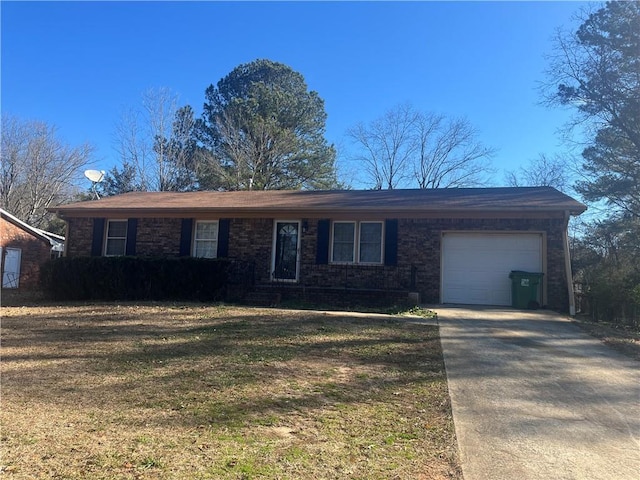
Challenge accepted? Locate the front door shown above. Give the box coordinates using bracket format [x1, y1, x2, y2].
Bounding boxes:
[272, 221, 300, 281]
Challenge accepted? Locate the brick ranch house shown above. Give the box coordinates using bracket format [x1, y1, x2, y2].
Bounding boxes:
[50, 187, 587, 313]
[1, 208, 64, 290]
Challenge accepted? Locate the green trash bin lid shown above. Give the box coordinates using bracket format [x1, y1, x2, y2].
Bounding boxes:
[509, 271, 543, 281]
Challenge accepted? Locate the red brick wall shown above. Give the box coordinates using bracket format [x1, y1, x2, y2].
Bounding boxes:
[65, 217, 94, 257]
[63, 215, 570, 311]
[228, 218, 274, 283]
[0, 216, 52, 290]
[225, 217, 569, 311]
[136, 218, 182, 255]
[394, 217, 567, 310]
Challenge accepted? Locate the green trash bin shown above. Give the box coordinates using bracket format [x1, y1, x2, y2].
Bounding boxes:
[509, 271, 543, 309]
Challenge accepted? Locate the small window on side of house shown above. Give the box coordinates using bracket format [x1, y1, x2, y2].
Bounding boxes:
[104, 220, 128, 256]
[193, 221, 219, 258]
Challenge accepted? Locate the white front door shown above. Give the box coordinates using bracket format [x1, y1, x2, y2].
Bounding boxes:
[441, 233, 543, 306]
[2, 248, 22, 288]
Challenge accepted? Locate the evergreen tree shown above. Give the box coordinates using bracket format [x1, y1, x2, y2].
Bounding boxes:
[547, 1, 640, 216]
[196, 59, 337, 190]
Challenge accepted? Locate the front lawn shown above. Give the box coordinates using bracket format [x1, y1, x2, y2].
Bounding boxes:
[0, 304, 460, 479]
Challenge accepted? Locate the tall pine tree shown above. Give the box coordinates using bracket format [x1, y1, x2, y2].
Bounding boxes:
[195, 59, 338, 191]
[547, 1, 639, 217]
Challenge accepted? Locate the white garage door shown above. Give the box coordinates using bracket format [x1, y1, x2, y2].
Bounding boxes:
[441, 233, 543, 306]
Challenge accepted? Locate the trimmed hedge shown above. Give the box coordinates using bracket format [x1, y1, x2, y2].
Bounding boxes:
[40, 256, 232, 301]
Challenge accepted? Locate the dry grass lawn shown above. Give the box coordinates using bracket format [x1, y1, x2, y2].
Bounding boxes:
[0, 303, 461, 479]
[573, 317, 640, 361]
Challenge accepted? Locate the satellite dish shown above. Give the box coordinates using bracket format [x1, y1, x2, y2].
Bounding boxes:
[84, 169, 105, 199]
[84, 169, 105, 183]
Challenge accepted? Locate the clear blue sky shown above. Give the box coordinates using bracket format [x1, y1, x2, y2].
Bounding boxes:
[2, 1, 587, 188]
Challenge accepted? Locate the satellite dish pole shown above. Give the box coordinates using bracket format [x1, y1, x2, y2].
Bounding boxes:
[84, 170, 105, 199]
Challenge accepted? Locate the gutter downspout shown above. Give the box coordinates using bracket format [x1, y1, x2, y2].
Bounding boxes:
[563, 210, 576, 316]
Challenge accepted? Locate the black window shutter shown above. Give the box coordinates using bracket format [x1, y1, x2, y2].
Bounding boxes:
[179, 219, 193, 256]
[316, 219, 330, 264]
[384, 219, 398, 266]
[91, 218, 105, 256]
[217, 219, 230, 258]
[125, 218, 137, 256]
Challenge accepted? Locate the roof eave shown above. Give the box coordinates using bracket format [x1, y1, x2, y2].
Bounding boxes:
[1, 209, 59, 245]
[52, 205, 585, 219]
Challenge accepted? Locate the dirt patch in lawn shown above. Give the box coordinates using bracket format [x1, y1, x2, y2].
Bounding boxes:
[0, 303, 461, 479]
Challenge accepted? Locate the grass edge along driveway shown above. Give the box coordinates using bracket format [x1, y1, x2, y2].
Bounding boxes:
[0, 303, 461, 480]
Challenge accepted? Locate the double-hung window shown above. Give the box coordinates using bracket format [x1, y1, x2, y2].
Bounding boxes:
[359, 222, 383, 263]
[104, 220, 127, 256]
[332, 222, 355, 263]
[193, 221, 219, 258]
[331, 221, 383, 264]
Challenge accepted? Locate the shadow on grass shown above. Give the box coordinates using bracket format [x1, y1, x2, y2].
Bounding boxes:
[1, 303, 447, 429]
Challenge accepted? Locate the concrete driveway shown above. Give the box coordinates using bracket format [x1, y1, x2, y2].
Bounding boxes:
[435, 306, 639, 480]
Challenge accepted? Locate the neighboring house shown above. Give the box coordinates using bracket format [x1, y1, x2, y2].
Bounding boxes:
[50, 187, 586, 313]
[0, 209, 65, 290]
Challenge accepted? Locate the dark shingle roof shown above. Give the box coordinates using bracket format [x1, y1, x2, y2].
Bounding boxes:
[51, 187, 586, 218]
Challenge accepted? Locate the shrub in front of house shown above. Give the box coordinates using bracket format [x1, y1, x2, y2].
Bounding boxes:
[40, 257, 231, 301]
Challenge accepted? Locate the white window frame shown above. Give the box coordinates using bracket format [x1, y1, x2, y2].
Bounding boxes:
[192, 220, 219, 258]
[330, 220, 384, 265]
[104, 219, 128, 256]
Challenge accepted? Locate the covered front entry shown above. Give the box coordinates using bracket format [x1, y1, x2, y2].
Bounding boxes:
[441, 232, 543, 306]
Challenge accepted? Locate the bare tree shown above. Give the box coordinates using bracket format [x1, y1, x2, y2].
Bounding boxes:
[347, 104, 418, 189]
[414, 113, 495, 188]
[113, 107, 152, 190]
[0, 114, 93, 229]
[110, 88, 199, 193]
[205, 106, 284, 190]
[505, 153, 571, 191]
[348, 104, 494, 189]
